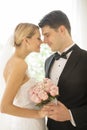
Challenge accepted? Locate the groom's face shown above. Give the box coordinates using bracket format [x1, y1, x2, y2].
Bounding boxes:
[41, 25, 63, 52]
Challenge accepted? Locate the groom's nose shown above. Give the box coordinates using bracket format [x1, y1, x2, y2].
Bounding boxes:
[43, 38, 49, 44]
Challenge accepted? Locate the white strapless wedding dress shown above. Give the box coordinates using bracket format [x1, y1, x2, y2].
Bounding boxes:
[0, 78, 48, 130]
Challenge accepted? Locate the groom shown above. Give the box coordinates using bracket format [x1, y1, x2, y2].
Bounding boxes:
[38, 10, 87, 130]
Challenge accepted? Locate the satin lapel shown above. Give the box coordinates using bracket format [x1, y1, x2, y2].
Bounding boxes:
[45, 55, 55, 78]
[58, 45, 82, 85]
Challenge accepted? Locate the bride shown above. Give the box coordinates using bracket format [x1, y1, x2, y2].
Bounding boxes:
[0, 23, 48, 130]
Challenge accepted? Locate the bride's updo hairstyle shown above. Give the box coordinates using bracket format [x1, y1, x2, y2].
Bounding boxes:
[14, 23, 39, 46]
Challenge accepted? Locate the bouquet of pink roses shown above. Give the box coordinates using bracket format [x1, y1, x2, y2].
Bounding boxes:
[29, 78, 59, 107]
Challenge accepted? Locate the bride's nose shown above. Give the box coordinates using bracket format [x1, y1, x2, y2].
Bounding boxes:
[40, 39, 43, 45]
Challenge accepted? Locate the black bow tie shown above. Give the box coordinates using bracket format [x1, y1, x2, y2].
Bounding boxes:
[54, 52, 67, 60]
[54, 44, 76, 60]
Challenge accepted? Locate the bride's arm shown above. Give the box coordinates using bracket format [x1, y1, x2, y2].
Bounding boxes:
[0, 59, 47, 118]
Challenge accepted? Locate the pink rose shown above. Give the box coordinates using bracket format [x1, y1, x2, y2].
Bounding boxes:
[50, 85, 59, 96]
[30, 93, 41, 103]
[38, 90, 48, 100]
[29, 78, 59, 107]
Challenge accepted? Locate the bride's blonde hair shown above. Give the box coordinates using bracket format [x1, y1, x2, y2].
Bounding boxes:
[14, 23, 39, 46]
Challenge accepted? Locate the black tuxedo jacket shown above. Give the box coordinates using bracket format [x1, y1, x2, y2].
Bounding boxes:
[45, 45, 87, 130]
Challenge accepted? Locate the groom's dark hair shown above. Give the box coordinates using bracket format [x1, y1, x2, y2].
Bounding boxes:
[38, 10, 71, 35]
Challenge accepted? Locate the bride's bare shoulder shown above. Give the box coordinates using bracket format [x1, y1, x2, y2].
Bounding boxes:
[4, 56, 28, 79]
[8, 56, 27, 68]
[14, 57, 27, 67]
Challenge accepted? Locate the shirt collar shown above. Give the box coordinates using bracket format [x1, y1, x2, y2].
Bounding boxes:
[58, 43, 75, 55]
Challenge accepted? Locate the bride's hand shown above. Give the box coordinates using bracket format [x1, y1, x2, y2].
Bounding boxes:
[38, 107, 48, 118]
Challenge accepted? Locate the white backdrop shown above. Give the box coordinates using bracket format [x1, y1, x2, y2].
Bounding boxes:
[0, 0, 82, 47]
[0, 0, 87, 129]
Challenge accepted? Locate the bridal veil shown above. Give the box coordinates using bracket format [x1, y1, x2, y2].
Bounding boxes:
[0, 36, 15, 130]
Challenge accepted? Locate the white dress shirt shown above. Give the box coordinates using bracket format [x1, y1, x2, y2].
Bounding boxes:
[50, 43, 76, 127]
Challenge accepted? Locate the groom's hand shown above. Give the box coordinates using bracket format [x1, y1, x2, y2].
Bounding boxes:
[43, 101, 71, 122]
